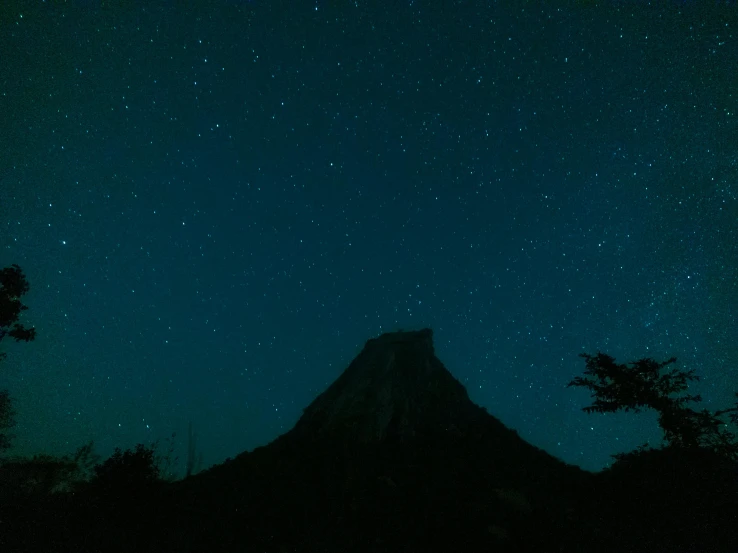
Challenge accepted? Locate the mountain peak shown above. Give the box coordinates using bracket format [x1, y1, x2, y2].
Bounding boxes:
[291, 328, 484, 442]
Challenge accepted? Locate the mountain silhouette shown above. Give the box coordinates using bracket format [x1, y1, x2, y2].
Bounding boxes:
[292, 327, 500, 442]
[159, 328, 592, 552]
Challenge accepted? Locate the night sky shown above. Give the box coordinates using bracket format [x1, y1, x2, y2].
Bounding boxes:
[1, 2, 736, 473]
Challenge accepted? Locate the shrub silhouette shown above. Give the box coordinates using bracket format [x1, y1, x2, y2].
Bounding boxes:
[92, 443, 161, 491]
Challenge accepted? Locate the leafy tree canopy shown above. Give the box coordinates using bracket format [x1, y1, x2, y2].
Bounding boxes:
[0, 264, 36, 346]
[89, 443, 166, 498]
[0, 264, 36, 454]
[569, 352, 738, 462]
[0, 441, 100, 498]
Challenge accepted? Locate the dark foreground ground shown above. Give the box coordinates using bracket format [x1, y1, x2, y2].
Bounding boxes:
[2, 434, 736, 553]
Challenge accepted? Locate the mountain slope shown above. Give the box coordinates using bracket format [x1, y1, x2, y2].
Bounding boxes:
[161, 328, 591, 552]
[291, 327, 487, 442]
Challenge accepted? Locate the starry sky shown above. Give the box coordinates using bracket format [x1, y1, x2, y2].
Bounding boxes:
[1, 1, 736, 473]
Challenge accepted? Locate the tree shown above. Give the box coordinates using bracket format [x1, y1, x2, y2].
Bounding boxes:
[0, 390, 16, 452]
[0, 264, 36, 454]
[92, 443, 162, 491]
[568, 352, 738, 461]
[0, 442, 99, 498]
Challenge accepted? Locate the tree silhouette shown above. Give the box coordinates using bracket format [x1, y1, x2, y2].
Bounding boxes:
[0, 264, 36, 454]
[569, 352, 738, 461]
[92, 443, 162, 492]
[0, 390, 15, 452]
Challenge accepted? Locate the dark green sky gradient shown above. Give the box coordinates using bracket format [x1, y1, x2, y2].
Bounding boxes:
[1, 1, 736, 472]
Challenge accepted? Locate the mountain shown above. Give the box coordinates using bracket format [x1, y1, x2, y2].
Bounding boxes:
[291, 327, 495, 442]
[156, 328, 593, 552]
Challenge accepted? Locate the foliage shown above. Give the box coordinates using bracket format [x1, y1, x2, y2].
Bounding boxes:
[70, 440, 102, 481]
[569, 352, 738, 461]
[0, 441, 100, 497]
[0, 264, 36, 454]
[0, 454, 77, 497]
[0, 264, 36, 346]
[92, 443, 162, 490]
[0, 389, 16, 452]
[154, 432, 181, 482]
